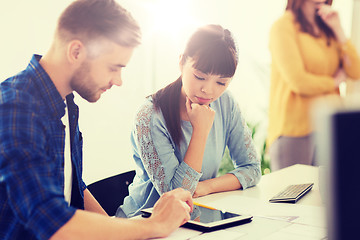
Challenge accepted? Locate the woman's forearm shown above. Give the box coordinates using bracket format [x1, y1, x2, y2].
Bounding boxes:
[183, 129, 209, 173]
[193, 174, 241, 198]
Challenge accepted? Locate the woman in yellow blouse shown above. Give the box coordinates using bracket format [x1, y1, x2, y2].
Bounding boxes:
[267, 0, 360, 171]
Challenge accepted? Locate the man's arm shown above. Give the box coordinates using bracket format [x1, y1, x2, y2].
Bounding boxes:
[83, 188, 108, 216]
[51, 188, 193, 240]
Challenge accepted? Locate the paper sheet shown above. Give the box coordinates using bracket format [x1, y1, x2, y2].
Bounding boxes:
[152, 195, 327, 240]
[152, 227, 202, 240]
[261, 224, 327, 240]
[190, 230, 246, 240]
[206, 195, 326, 227]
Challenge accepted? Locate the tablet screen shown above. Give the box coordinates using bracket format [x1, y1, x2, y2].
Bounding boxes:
[141, 204, 252, 232]
[190, 205, 241, 224]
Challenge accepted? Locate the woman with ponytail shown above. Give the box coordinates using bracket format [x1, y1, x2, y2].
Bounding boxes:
[117, 24, 261, 218]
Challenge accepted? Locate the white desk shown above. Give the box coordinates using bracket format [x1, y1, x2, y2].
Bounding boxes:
[157, 164, 327, 240]
[197, 164, 323, 207]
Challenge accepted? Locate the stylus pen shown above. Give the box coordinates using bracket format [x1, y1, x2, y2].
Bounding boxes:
[193, 201, 217, 210]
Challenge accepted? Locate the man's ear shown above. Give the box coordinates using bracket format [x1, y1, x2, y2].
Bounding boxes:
[67, 40, 86, 65]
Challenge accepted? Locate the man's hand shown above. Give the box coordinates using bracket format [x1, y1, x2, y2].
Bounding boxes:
[149, 188, 193, 238]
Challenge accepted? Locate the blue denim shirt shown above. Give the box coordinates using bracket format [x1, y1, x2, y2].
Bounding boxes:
[0, 55, 86, 240]
[119, 91, 261, 217]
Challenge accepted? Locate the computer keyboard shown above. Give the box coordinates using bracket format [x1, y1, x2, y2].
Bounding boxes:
[269, 183, 314, 203]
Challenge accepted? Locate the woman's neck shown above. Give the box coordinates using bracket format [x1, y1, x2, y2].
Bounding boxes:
[179, 87, 189, 121]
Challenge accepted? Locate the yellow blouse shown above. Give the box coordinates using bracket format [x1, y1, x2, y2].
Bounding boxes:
[267, 11, 360, 147]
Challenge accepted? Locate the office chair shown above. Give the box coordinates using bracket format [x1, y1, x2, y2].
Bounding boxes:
[87, 170, 136, 216]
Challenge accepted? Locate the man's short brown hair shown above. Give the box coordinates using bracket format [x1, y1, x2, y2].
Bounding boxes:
[57, 0, 141, 48]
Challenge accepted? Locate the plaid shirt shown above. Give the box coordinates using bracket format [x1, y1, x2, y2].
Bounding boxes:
[0, 55, 86, 239]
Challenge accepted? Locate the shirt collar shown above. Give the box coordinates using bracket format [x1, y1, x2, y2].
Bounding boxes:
[27, 54, 66, 119]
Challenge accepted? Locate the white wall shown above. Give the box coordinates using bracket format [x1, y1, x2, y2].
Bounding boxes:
[0, 0, 355, 184]
[352, 0, 360, 52]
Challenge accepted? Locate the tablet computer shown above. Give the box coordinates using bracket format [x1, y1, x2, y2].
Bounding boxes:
[141, 204, 252, 232]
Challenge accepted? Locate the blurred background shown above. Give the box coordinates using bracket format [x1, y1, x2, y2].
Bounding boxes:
[0, 0, 357, 184]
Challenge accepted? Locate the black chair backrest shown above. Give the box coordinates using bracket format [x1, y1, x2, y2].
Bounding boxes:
[87, 170, 136, 216]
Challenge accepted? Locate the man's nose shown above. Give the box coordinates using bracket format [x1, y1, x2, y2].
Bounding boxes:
[112, 73, 123, 87]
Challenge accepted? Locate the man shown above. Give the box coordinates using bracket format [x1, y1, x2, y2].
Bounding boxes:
[0, 0, 192, 239]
